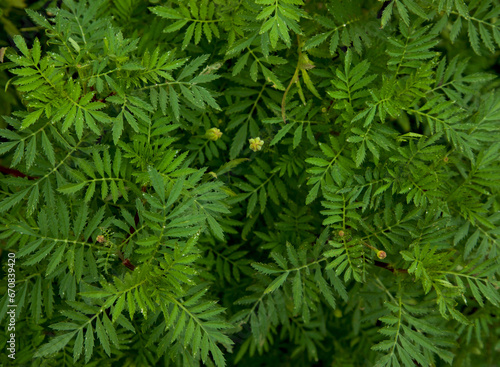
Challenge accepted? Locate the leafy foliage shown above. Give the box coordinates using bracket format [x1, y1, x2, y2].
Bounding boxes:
[1, 0, 499, 366]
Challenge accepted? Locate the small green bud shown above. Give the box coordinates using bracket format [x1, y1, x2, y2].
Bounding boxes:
[206, 127, 223, 141]
[377, 250, 387, 259]
[249, 137, 264, 152]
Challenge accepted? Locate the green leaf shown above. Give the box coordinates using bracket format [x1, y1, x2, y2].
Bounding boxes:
[73, 329, 84, 362]
[206, 213, 224, 240]
[13, 35, 30, 57]
[183, 23, 196, 50]
[396, 0, 410, 26]
[270, 123, 294, 146]
[264, 272, 289, 293]
[303, 31, 333, 51]
[381, 1, 394, 28]
[58, 182, 87, 195]
[259, 187, 267, 214]
[41, 131, 55, 165]
[306, 157, 330, 167]
[95, 317, 110, 356]
[330, 30, 339, 55]
[113, 113, 124, 143]
[232, 53, 250, 76]
[247, 192, 258, 217]
[293, 124, 303, 149]
[34, 331, 77, 358]
[46, 245, 66, 275]
[306, 182, 320, 204]
[230, 122, 248, 160]
[356, 143, 366, 167]
[169, 87, 180, 120]
[292, 271, 302, 311]
[112, 295, 126, 322]
[150, 6, 183, 19]
[85, 322, 94, 363]
[464, 229, 480, 258]
[0, 189, 30, 213]
[21, 109, 43, 129]
[148, 167, 165, 203]
[252, 262, 282, 274]
[102, 313, 119, 347]
[468, 21, 481, 55]
[454, 0, 469, 18]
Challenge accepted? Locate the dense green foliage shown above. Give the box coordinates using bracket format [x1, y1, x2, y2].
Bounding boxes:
[1, 0, 500, 366]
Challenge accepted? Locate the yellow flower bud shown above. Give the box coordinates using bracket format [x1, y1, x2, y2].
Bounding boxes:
[249, 137, 264, 152]
[377, 250, 387, 259]
[206, 128, 223, 141]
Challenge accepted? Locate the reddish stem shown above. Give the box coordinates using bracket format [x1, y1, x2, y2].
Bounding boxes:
[0, 165, 38, 180]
